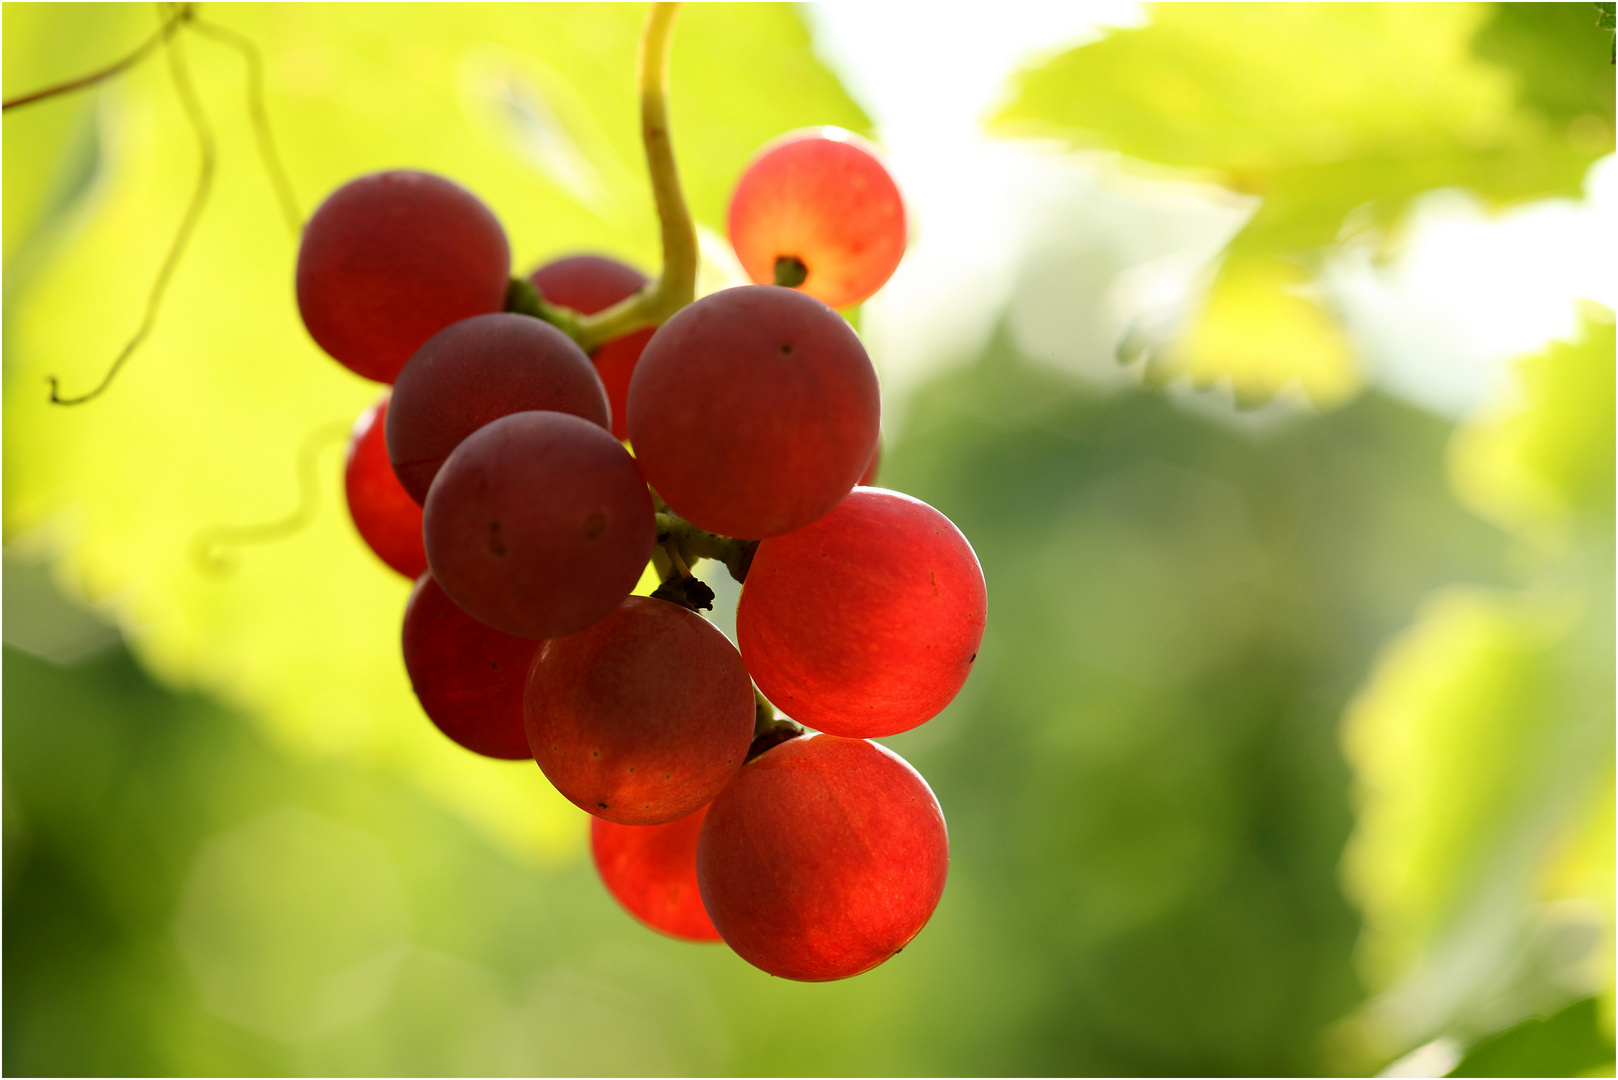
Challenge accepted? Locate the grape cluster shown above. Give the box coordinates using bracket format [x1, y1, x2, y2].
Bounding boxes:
[307, 129, 986, 982]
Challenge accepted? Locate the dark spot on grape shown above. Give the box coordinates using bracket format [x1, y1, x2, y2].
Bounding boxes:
[490, 661, 500, 670]
[774, 255, 808, 287]
[929, 570, 937, 596]
[597, 801, 608, 809]
[779, 343, 793, 356]
[583, 511, 607, 540]
[488, 520, 506, 556]
[591, 749, 600, 759]
[628, 766, 636, 773]
[969, 652, 977, 663]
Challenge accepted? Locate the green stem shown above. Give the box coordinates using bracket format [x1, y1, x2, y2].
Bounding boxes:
[568, 2, 696, 351]
[654, 512, 757, 583]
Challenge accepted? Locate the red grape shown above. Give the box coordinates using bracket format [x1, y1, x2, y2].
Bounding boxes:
[727, 129, 906, 310]
[626, 285, 880, 539]
[591, 805, 721, 942]
[401, 571, 536, 760]
[344, 394, 426, 579]
[530, 255, 654, 443]
[525, 596, 754, 825]
[296, 171, 510, 384]
[738, 488, 986, 738]
[423, 411, 654, 639]
[696, 733, 948, 981]
[386, 313, 609, 504]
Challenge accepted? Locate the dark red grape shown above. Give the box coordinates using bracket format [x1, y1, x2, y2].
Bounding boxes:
[296, 171, 510, 384]
[727, 129, 906, 310]
[344, 394, 426, 579]
[738, 488, 985, 738]
[530, 255, 653, 442]
[696, 733, 948, 981]
[626, 285, 880, 539]
[386, 313, 609, 504]
[525, 596, 754, 825]
[401, 571, 537, 760]
[423, 411, 654, 639]
[591, 805, 721, 942]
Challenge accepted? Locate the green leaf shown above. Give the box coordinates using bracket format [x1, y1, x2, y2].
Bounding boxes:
[2, 3, 870, 855]
[991, 3, 1614, 405]
[1447, 997, 1615, 1076]
[1339, 311, 1616, 1064]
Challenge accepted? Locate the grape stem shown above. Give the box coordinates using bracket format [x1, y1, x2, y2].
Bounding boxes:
[511, 2, 697, 350]
[654, 512, 757, 584]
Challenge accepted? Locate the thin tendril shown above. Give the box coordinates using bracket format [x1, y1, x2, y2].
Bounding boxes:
[189, 421, 348, 575]
[48, 8, 215, 407]
[186, 15, 302, 233]
[1, 3, 192, 111]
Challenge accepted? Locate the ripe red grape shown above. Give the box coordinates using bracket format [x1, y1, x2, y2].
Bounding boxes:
[525, 596, 754, 825]
[626, 285, 880, 539]
[401, 571, 537, 760]
[386, 313, 609, 504]
[423, 411, 654, 639]
[738, 488, 986, 738]
[530, 255, 653, 443]
[344, 394, 426, 579]
[727, 129, 906, 310]
[296, 171, 510, 384]
[696, 733, 948, 981]
[591, 805, 721, 942]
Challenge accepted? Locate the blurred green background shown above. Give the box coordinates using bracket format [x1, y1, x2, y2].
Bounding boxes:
[3, 4, 1613, 1076]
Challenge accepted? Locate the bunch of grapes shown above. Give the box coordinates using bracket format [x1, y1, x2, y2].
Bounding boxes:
[305, 127, 986, 982]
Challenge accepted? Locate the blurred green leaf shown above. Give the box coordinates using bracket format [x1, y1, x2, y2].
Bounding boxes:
[992, 3, 1614, 404]
[1, 3, 868, 856]
[1447, 996, 1614, 1076]
[1340, 310, 1615, 1065]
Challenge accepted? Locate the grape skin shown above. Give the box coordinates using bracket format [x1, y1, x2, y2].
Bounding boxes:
[386, 313, 609, 504]
[525, 596, 754, 826]
[696, 733, 949, 981]
[344, 394, 426, 580]
[530, 255, 654, 443]
[401, 572, 537, 760]
[738, 488, 986, 738]
[727, 129, 906, 310]
[626, 285, 880, 540]
[591, 805, 721, 942]
[422, 411, 654, 639]
[296, 171, 510, 384]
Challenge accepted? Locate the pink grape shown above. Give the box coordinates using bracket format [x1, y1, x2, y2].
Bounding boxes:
[727, 129, 906, 310]
[343, 394, 426, 580]
[738, 488, 986, 738]
[530, 255, 653, 443]
[422, 411, 654, 639]
[591, 805, 721, 942]
[696, 733, 949, 981]
[626, 285, 880, 539]
[386, 313, 609, 504]
[525, 596, 754, 825]
[296, 171, 510, 383]
[401, 572, 536, 760]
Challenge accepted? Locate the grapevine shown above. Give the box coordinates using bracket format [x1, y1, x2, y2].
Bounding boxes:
[297, 2, 984, 981]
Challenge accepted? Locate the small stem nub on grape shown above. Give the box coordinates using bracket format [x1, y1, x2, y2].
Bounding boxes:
[748, 690, 803, 760]
[773, 256, 808, 288]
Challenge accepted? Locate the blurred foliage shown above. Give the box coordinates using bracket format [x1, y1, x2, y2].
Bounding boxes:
[2, 3, 868, 858]
[4, 3, 1613, 1076]
[1448, 997, 1613, 1076]
[992, 3, 1615, 406]
[1341, 311, 1616, 1067]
